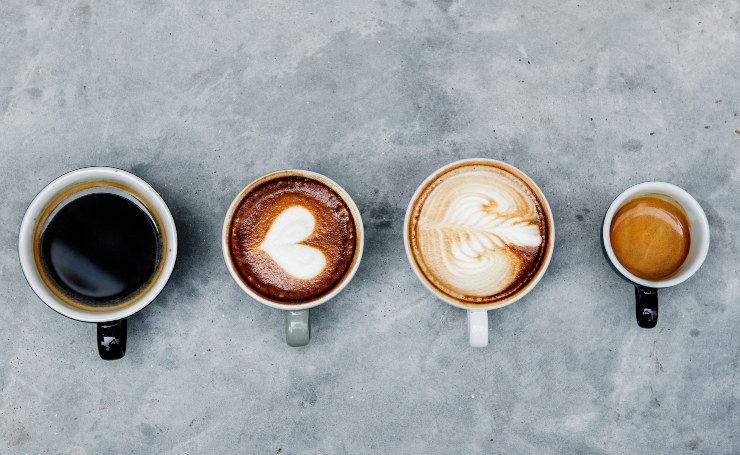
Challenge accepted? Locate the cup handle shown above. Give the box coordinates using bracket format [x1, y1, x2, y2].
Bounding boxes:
[285, 310, 310, 347]
[635, 286, 658, 328]
[97, 319, 127, 360]
[467, 310, 488, 347]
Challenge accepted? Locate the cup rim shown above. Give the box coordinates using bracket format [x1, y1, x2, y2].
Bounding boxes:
[601, 181, 710, 288]
[18, 167, 178, 323]
[403, 158, 555, 311]
[221, 169, 364, 311]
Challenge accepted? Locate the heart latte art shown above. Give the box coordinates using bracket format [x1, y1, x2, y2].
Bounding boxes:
[229, 176, 357, 303]
[259, 206, 327, 280]
[408, 163, 550, 305]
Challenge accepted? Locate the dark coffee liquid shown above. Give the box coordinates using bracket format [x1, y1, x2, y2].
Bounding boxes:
[40, 191, 161, 307]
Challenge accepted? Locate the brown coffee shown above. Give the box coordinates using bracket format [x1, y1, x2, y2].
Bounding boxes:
[610, 194, 690, 280]
[407, 161, 552, 306]
[228, 175, 357, 303]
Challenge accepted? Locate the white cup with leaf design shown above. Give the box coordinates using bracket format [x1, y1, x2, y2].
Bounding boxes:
[222, 169, 364, 347]
[404, 159, 554, 347]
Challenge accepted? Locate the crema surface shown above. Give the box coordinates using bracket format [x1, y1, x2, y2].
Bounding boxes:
[229, 176, 357, 303]
[408, 162, 550, 305]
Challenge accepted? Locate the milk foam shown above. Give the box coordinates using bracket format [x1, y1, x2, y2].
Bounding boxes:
[259, 206, 327, 280]
[415, 168, 543, 298]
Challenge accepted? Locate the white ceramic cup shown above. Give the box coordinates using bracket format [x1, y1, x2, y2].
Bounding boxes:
[404, 158, 555, 347]
[601, 182, 710, 327]
[19, 167, 178, 359]
[222, 169, 364, 347]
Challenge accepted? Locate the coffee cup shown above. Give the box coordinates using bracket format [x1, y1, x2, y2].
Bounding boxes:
[404, 158, 554, 347]
[19, 167, 178, 360]
[222, 170, 364, 347]
[601, 182, 709, 328]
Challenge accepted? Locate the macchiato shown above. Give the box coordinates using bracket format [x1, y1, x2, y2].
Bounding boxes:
[407, 160, 552, 306]
[227, 175, 358, 303]
[609, 194, 690, 280]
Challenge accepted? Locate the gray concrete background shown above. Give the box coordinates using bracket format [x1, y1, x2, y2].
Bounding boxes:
[1, 0, 738, 453]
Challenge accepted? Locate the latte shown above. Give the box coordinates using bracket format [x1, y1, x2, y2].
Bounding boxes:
[228, 175, 358, 303]
[407, 161, 551, 306]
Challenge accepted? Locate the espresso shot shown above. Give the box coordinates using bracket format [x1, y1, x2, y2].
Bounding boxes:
[601, 182, 710, 329]
[609, 194, 690, 280]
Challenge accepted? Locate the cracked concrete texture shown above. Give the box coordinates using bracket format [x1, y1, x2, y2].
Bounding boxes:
[1, 0, 738, 453]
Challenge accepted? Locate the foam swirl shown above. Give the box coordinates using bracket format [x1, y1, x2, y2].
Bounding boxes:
[412, 165, 546, 301]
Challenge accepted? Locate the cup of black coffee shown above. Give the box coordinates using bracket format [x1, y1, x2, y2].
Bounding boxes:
[19, 167, 178, 360]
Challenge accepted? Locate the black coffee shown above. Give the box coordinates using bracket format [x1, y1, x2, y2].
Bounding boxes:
[40, 191, 162, 307]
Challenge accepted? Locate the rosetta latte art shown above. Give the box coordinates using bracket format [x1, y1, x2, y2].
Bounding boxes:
[412, 165, 547, 302]
[434, 192, 542, 277]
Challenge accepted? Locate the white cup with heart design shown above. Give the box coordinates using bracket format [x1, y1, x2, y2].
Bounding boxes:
[222, 169, 364, 347]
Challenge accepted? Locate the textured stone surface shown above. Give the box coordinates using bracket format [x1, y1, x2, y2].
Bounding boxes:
[1, 1, 738, 453]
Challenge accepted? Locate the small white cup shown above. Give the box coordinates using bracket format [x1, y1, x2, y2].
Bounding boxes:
[19, 167, 178, 359]
[602, 182, 710, 327]
[404, 158, 555, 347]
[222, 170, 364, 347]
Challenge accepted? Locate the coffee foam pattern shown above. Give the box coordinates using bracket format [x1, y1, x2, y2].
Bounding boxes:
[230, 177, 356, 303]
[410, 165, 548, 304]
[259, 206, 327, 280]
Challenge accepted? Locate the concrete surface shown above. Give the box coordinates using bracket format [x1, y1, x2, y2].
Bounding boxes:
[1, 1, 738, 453]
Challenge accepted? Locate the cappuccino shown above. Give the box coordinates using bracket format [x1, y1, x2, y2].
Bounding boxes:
[228, 175, 357, 303]
[407, 161, 551, 306]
